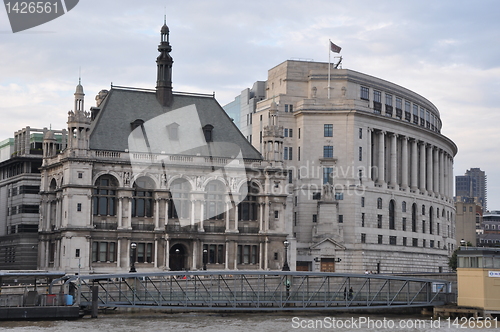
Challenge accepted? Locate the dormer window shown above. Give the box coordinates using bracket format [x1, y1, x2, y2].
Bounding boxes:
[203, 124, 214, 142]
[167, 122, 179, 141]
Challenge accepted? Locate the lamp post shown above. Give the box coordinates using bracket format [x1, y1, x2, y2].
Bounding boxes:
[203, 248, 208, 270]
[282, 240, 290, 271]
[130, 242, 137, 272]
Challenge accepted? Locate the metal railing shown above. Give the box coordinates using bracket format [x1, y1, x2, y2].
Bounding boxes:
[63, 271, 451, 311]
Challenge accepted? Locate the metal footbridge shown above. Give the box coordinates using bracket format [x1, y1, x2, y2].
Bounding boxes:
[59, 271, 451, 311]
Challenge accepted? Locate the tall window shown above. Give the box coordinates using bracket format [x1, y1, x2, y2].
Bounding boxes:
[238, 182, 258, 221]
[323, 146, 333, 158]
[92, 241, 116, 262]
[132, 177, 154, 218]
[170, 178, 191, 219]
[323, 167, 333, 185]
[92, 175, 118, 216]
[205, 180, 226, 220]
[412, 203, 417, 232]
[389, 200, 395, 230]
[131, 242, 153, 263]
[377, 197, 383, 209]
[237, 245, 259, 264]
[324, 124, 333, 137]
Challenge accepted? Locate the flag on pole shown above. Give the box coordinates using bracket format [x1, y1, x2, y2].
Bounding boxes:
[330, 41, 341, 53]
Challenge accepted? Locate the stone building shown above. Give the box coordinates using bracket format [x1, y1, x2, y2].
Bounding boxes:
[0, 127, 65, 270]
[244, 60, 458, 273]
[37, 24, 289, 274]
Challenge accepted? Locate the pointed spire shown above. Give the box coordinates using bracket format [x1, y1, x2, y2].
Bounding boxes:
[156, 20, 173, 107]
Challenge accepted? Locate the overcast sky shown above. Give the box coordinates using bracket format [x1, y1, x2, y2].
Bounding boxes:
[1, 0, 499, 209]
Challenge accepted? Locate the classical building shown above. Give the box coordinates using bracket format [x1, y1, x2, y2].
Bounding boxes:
[37, 24, 289, 274]
[240, 60, 458, 273]
[478, 211, 500, 247]
[0, 127, 65, 270]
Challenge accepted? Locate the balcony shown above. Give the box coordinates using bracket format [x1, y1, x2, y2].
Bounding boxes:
[93, 222, 118, 230]
[131, 223, 155, 231]
[165, 224, 198, 233]
[238, 227, 260, 234]
[204, 226, 226, 233]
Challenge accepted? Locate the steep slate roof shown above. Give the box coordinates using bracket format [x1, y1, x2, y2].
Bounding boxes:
[89, 87, 262, 160]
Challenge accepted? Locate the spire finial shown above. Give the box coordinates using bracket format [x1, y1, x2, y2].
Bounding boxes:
[78, 67, 81, 85]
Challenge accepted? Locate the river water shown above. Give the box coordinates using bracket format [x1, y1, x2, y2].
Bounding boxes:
[0, 312, 493, 331]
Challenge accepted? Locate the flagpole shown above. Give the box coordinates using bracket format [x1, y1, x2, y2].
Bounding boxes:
[328, 40, 331, 99]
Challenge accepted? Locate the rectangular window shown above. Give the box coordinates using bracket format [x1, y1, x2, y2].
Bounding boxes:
[323, 146, 333, 158]
[377, 215, 382, 228]
[361, 233, 366, 243]
[312, 192, 321, 200]
[313, 214, 317, 223]
[422, 220, 426, 233]
[288, 147, 292, 160]
[361, 86, 369, 100]
[389, 236, 397, 245]
[298, 128, 301, 139]
[373, 91, 382, 113]
[298, 146, 300, 161]
[412, 238, 418, 247]
[402, 217, 406, 231]
[403, 237, 407, 246]
[284, 147, 288, 160]
[359, 128, 363, 139]
[423, 239, 426, 248]
[323, 167, 333, 185]
[289, 129, 293, 137]
[338, 215, 343, 223]
[78, 172, 83, 179]
[274, 211, 279, 219]
[385, 94, 393, 106]
[413, 104, 419, 124]
[378, 235, 383, 244]
[361, 213, 365, 227]
[404, 101, 411, 121]
[284, 128, 289, 137]
[335, 192, 344, 200]
[288, 170, 293, 183]
[359, 147, 362, 161]
[361, 197, 365, 207]
[324, 124, 333, 137]
[77, 203, 82, 212]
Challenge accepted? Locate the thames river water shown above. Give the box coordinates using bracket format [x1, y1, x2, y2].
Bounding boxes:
[0, 312, 491, 331]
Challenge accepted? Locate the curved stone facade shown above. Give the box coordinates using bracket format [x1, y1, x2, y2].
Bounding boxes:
[251, 60, 458, 273]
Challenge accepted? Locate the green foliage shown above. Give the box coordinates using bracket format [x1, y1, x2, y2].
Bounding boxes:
[448, 249, 458, 271]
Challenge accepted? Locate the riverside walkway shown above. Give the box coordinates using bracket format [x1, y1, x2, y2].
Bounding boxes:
[60, 271, 451, 311]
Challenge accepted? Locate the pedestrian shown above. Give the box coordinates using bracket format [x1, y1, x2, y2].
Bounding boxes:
[348, 287, 353, 300]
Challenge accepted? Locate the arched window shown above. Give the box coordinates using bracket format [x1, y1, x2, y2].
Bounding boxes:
[422, 204, 426, 215]
[49, 178, 57, 192]
[93, 175, 118, 216]
[238, 182, 259, 221]
[389, 200, 395, 230]
[412, 203, 417, 232]
[170, 178, 191, 219]
[402, 201, 406, 213]
[377, 198, 383, 209]
[132, 177, 155, 218]
[205, 180, 226, 220]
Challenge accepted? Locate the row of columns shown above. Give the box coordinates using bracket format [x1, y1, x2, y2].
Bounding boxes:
[368, 129, 454, 198]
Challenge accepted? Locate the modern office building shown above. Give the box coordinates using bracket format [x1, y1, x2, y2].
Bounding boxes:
[0, 127, 65, 270]
[37, 24, 289, 274]
[240, 60, 458, 273]
[456, 168, 487, 211]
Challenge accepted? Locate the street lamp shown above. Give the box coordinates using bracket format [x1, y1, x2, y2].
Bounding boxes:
[460, 239, 468, 250]
[203, 248, 208, 270]
[282, 240, 290, 271]
[130, 242, 137, 272]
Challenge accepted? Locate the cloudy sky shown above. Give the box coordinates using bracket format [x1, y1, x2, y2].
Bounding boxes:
[1, 0, 499, 209]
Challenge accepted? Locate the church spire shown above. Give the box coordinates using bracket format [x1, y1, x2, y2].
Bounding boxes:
[156, 20, 174, 107]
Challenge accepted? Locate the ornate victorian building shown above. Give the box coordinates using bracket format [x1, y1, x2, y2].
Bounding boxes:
[37, 24, 289, 274]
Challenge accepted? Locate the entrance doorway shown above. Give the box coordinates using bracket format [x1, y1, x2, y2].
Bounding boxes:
[169, 243, 187, 271]
[320, 258, 335, 272]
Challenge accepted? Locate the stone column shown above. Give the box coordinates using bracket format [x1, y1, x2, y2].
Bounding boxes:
[165, 237, 170, 270]
[401, 136, 408, 189]
[190, 200, 195, 226]
[234, 203, 239, 232]
[390, 133, 397, 187]
[127, 198, 132, 228]
[367, 128, 372, 181]
[427, 144, 433, 194]
[225, 201, 230, 231]
[154, 199, 160, 230]
[117, 197, 123, 228]
[433, 148, 439, 195]
[154, 239, 158, 268]
[449, 156, 454, 199]
[419, 142, 426, 193]
[164, 200, 169, 227]
[259, 202, 264, 232]
[225, 240, 230, 270]
[410, 139, 418, 191]
[439, 150, 445, 197]
[377, 131, 385, 185]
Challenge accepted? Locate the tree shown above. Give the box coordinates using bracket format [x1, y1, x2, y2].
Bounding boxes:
[448, 249, 458, 271]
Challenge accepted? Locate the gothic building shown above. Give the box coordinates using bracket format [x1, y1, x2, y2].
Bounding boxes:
[37, 24, 289, 274]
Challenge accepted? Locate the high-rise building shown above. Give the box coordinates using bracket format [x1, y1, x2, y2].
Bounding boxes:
[455, 168, 487, 211]
[229, 60, 458, 273]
